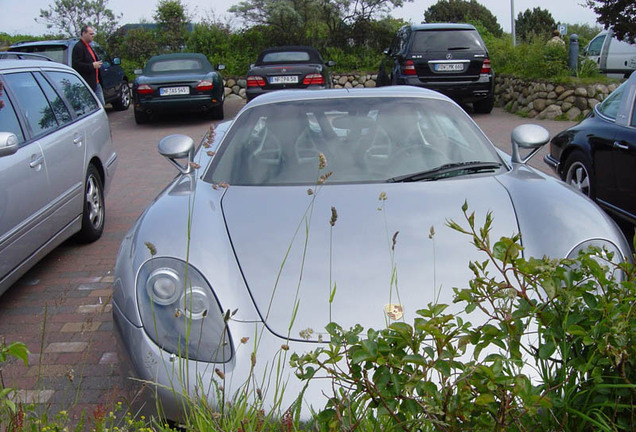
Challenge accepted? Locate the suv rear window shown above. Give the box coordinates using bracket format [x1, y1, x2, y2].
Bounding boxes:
[13, 45, 67, 64]
[411, 30, 485, 52]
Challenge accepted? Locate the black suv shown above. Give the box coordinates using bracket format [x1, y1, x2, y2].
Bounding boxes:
[9, 39, 130, 111]
[378, 23, 495, 113]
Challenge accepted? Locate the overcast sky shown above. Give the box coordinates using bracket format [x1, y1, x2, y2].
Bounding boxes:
[2, 0, 601, 37]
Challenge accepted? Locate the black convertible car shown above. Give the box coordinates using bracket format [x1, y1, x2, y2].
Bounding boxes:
[132, 53, 225, 124]
[545, 72, 636, 236]
[246, 46, 335, 101]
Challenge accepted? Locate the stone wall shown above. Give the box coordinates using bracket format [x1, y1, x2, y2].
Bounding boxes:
[494, 75, 620, 120]
[223, 73, 618, 122]
[223, 73, 379, 100]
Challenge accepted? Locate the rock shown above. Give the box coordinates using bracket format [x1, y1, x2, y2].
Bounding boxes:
[574, 96, 588, 110]
[364, 80, 376, 88]
[574, 87, 588, 97]
[562, 102, 573, 112]
[236, 79, 247, 88]
[224, 87, 232, 96]
[558, 89, 574, 101]
[225, 78, 236, 88]
[232, 85, 240, 94]
[338, 76, 348, 85]
[538, 105, 562, 120]
[567, 107, 581, 121]
[587, 86, 597, 98]
[555, 85, 566, 94]
[226, 93, 243, 101]
[533, 98, 547, 111]
[588, 98, 600, 109]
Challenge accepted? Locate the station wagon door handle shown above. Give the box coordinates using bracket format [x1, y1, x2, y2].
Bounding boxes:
[613, 141, 629, 150]
[73, 134, 83, 147]
[29, 154, 44, 168]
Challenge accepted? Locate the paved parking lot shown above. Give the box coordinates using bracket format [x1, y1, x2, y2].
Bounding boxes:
[0, 98, 575, 421]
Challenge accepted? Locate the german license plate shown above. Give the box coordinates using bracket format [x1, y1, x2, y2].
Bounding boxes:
[435, 63, 464, 72]
[270, 75, 298, 84]
[160, 86, 189, 96]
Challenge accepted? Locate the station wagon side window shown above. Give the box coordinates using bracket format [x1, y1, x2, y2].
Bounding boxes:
[34, 72, 72, 126]
[47, 71, 99, 117]
[2, 72, 58, 138]
[0, 79, 25, 145]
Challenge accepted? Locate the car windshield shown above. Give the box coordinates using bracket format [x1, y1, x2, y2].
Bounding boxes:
[412, 29, 485, 52]
[206, 97, 503, 186]
[261, 51, 312, 63]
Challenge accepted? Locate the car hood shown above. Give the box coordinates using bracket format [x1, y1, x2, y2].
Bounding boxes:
[222, 177, 519, 342]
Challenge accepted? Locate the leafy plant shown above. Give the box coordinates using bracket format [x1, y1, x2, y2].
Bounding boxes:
[291, 203, 635, 431]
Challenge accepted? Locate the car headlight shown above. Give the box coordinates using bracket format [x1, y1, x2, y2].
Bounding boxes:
[137, 257, 232, 363]
[567, 239, 625, 282]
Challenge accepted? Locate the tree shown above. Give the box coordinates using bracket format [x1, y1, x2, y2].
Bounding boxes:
[37, 0, 121, 39]
[515, 7, 556, 43]
[424, 0, 503, 37]
[585, 0, 635, 43]
[229, 0, 410, 48]
[154, 0, 190, 52]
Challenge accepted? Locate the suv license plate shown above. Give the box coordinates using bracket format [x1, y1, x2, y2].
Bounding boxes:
[270, 75, 298, 84]
[435, 63, 464, 72]
[160, 86, 190, 96]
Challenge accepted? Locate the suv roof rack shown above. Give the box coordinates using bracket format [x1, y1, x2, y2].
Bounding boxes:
[0, 52, 54, 61]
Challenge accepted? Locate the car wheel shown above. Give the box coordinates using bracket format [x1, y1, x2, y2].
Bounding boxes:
[563, 152, 595, 198]
[77, 165, 105, 243]
[112, 82, 131, 111]
[134, 109, 149, 124]
[473, 96, 494, 114]
[210, 103, 224, 120]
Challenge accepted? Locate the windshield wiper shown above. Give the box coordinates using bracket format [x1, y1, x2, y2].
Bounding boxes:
[387, 161, 502, 183]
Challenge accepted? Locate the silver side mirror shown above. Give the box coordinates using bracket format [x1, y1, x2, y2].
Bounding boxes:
[510, 124, 550, 164]
[158, 134, 195, 174]
[0, 132, 19, 157]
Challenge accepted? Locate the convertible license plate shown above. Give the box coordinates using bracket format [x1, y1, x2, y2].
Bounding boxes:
[270, 75, 298, 84]
[160, 86, 190, 96]
[435, 63, 464, 72]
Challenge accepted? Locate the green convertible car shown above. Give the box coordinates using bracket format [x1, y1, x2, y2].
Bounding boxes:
[133, 52, 225, 124]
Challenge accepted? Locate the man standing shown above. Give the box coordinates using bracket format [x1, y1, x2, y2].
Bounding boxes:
[72, 25, 105, 106]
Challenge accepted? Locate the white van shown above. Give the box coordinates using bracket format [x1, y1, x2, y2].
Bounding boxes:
[584, 29, 636, 78]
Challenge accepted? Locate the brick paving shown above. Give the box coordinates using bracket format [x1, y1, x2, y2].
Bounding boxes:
[0, 99, 574, 423]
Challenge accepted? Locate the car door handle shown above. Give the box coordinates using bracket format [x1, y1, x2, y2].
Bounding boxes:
[73, 134, 83, 147]
[29, 154, 44, 168]
[613, 141, 629, 150]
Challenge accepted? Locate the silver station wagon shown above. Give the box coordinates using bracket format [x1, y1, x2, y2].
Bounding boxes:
[0, 57, 118, 295]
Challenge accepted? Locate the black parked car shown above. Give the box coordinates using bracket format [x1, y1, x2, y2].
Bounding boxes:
[132, 53, 225, 124]
[378, 23, 495, 114]
[9, 39, 131, 111]
[246, 46, 335, 101]
[545, 71, 636, 233]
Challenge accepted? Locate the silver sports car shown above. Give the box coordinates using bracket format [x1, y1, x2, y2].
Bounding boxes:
[112, 87, 631, 420]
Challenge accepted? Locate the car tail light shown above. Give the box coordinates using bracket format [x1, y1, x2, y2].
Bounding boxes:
[303, 73, 325, 85]
[137, 84, 153, 95]
[480, 59, 491, 74]
[196, 80, 213, 91]
[247, 76, 266, 87]
[402, 60, 417, 76]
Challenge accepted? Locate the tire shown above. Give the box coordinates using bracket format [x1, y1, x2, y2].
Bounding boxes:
[112, 81, 131, 111]
[134, 109, 149, 124]
[77, 165, 105, 243]
[562, 152, 594, 199]
[473, 96, 494, 114]
[210, 103, 224, 120]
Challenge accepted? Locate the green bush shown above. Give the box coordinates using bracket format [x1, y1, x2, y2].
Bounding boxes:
[291, 203, 635, 431]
